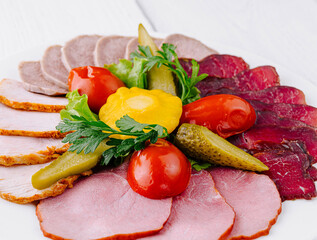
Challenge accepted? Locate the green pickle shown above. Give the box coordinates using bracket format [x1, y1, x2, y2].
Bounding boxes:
[175, 123, 269, 172]
[32, 141, 110, 190]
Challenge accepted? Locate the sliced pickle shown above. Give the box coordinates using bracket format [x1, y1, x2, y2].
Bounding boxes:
[138, 24, 177, 96]
[175, 123, 269, 172]
[32, 141, 110, 190]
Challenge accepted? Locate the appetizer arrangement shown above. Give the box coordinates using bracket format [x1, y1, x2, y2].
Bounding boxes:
[0, 24, 316, 239]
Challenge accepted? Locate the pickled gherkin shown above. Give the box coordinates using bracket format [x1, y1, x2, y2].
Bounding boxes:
[175, 123, 268, 172]
[32, 141, 110, 190]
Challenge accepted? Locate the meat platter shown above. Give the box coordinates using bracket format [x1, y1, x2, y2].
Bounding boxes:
[0, 31, 316, 240]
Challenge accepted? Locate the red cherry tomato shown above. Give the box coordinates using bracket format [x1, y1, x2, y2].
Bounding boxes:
[68, 66, 125, 113]
[127, 139, 191, 199]
[180, 94, 256, 138]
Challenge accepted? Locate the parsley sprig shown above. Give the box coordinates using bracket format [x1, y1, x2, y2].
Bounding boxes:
[130, 43, 208, 104]
[56, 115, 168, 166]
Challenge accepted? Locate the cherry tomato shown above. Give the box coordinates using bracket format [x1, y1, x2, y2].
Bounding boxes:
[127, 139, 191, 199]
[180, 94, 256, 138]
[68, 66, 125, 113]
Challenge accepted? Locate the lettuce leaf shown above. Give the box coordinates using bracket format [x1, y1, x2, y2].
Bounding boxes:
[60, 90, 98, 121]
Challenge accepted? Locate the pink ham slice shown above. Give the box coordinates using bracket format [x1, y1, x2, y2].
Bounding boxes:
[143, 170, 235, 240]
[94, 36, 133, 66]
[19, 61, 68, 96]
[124, 37, 163, 59]
[0, 79, 67, 112]
[163, 34, 218, 61]
[61, 35, 101, 71]
[208, 167, 281, 240]
[0, 103, 65, 138]
[36, 172, 172, 240]
[0, 135, 67, 166]
[40, 45, 70, 88]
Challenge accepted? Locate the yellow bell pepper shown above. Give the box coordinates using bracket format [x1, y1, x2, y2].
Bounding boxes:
[99, 87, 182, 134]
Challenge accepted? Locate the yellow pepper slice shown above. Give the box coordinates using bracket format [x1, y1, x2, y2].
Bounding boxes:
[99, 87, 182, 134]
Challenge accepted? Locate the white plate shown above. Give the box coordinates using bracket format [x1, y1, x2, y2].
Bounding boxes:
[0, 33, 316, 240]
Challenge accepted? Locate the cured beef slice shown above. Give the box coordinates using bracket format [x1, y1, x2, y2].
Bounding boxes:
[61, 35, 101, 71]
[40, 45, 70, 88]
[307, 166, 317, 181]
[196, 66, 280, 95]
[143, 170, 235, 240]
[180, 54, 249, 79]
[19, 61, 68, 96]
[0, 162, 90, 204]
[124, 37, 163, 59]
[0, 135, 67, 166]
[36, 172, 172, 240]
[203, 86, 306, 104]
[254, 151, 316, 201]
[163, 34, 218, 61]
[0, 79, 67, 112]
[249, 100, 317, 127]
[208, 167, 281, 240]
[0, 103, 65, 138]
[94, 36, 133, 66]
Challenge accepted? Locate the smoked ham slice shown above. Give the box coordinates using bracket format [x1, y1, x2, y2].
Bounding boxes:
[0, 162, 89, 204]
[163, 34, 218, 61]
[124, 37, 163, 59]
[143, 171, 235, 240]
[61, 35, 101, 71]
[0, 135, 67, 166]
[0, 79, 67, 112]
[36, 172, 172, 240]
[94, 36, 133, 66]
[208, 167, 281, 239]
[19, 61, 68, 96]
[40, 45, 69, 88]
[0, 103, 65, 138]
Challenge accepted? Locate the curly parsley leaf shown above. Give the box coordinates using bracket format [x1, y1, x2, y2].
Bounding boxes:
[189, 159, 212, 171]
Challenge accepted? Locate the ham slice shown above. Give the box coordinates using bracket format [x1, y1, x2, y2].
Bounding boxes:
[124, 37, 163, 59]
[0, 79, 67, 112]
[0, 135, 67, 166]
[40, 45, 69, 88]
[0, 162, 90, 204]
[163, 34, 218, 61]
[19, 61, 68, 96]
[94, 36, 133, 66]
[143, 170, 235, 240]
[36, 172, 172, 240]
[208, 167, 281, 239]
[0, 103, 65, 138]
[61, 35, 101, 71]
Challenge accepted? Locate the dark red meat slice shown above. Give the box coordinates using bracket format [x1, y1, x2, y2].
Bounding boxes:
[254, 151, 316, 201]
[203, 86, 306, 104]
[179, 54, 249, 78]
[36, 172, 172, 240]
[307, 166, 317, 181]
[249, 100, 317, 127]
[143, 170, 235, 240]
[208, 167, 281, 239]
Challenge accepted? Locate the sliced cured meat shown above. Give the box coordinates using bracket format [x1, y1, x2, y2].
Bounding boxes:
[124, 37, 163, 59]
[61, 35, 101, 71]
[36, 172, 172, 240]
[40, 45, 69, 88]
[0, 79, 67, 112]
[0, 135, 67, 166]
[209, 167, 281, 239]
[203, 86, 306, 104]
[0, 163, 90, 204]
[196, 66, 280, 95]
[94, 36, 133, 66]
[307, 166, 317, 181]
[0, 103, 65, 138]
[163, 34, 218, 61]
[249, 100, 317, 127]
[254, 151, 316, 201]
[143, 170, 235, 240]
[180, 54, 249, 79]
[19, 61, 68, 96]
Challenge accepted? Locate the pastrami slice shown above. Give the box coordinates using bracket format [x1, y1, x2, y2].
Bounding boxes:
[36, 172, 172, 240]
[208, 167, 281, 240]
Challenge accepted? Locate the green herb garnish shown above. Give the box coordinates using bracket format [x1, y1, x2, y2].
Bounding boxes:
[189, 159, 212, 171]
